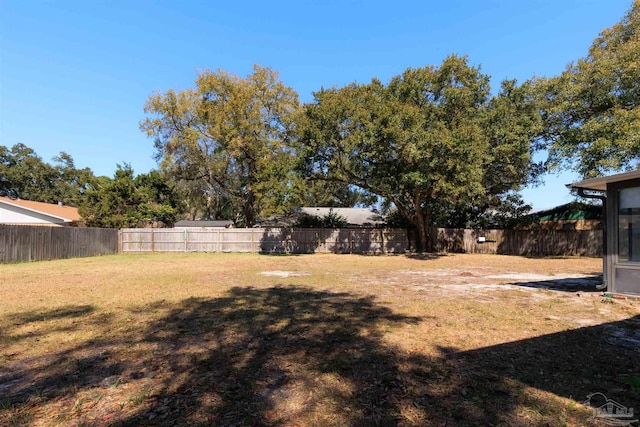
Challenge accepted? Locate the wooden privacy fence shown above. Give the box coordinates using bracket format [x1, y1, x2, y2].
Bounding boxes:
[0, 224, 118, 263]
[119, 228, 409, 254]
[0, 226, 602, 263]
[120, 227, 602, 257]
[428, 228, 603, 257]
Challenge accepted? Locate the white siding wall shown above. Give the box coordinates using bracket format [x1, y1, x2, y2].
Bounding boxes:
[0, 204, 65, 225]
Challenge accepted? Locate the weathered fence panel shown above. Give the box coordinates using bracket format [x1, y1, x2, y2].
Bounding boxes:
[118, 227, 602, 257]
[427, 228, 602, 257]
[185, 230, 218, 252]
[120, 228, 410, 254]
[3, 224, 597, 263]
[0, 225, 118, 263]
[119, 229, 153, 253]
[496, 229, 603, 257]
[155, 229, 187, 252]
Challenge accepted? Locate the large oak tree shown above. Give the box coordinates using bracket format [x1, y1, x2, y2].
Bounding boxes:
[141, 65, 301, 226]
[300, 56, 541, 250]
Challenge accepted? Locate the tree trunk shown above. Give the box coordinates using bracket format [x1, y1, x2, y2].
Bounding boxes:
[243, 189, 256, 227]
[414, 210, 430, 252]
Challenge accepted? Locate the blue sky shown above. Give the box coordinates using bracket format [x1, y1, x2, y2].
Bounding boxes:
[0, 0, 633, 210]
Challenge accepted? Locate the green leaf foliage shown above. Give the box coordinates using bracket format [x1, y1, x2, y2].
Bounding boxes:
[300, 55, 540, 249]
[79, 165, 179, 228]
[141, 65, 301, 226]
[537, 1, 640, 177]
[0, 143, 95, 206]
[293, 208, 349, 228]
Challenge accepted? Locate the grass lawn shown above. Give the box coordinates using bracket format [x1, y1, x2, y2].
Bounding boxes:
[1, 253, 639, 426]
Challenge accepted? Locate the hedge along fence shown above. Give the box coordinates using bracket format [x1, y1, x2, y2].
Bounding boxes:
[119, 228, 410, 254]
[0, 224, 119, 263]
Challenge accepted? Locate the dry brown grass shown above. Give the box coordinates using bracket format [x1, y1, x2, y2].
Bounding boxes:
[1, 253, 639, 426]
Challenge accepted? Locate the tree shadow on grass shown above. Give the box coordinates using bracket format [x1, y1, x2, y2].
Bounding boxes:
[121, 286, 424, 426]
[9, 305, 95, 324]
[403, 253, 448, 261]
[1, 288, 639, 426]
[450, 313, 640, 423]
[119, 287, 639, 426]
[504, 275, 605, 293]
[0, 305, 98, 346]
[0, 304, 121, 423]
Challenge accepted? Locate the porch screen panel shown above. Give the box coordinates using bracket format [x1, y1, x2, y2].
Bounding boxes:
[619, 187, 640, 262]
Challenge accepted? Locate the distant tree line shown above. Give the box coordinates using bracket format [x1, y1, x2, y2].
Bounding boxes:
[3, 2, 639, 249]
[0, 145, 179, 228]
[0, 144, 94, 207]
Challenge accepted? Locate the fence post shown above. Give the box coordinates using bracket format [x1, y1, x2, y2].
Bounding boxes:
[151, 229, 155, 253]
[184, 230, 188, 253]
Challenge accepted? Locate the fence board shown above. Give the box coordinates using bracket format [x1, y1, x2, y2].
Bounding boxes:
[0, 225, 118, 263]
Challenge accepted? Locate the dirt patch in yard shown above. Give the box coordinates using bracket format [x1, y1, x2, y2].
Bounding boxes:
[353, 267, 603, 300]
[260, 270, 311, 278]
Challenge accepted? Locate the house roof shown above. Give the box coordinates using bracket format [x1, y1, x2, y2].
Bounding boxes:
[567, 169, 640, 192]
[298, 207, 384, 226]
[532, 202, 602, 221]
[174, 220, 234, 227]
[257, 207, 385, 227]
[0, 196, 81, 222]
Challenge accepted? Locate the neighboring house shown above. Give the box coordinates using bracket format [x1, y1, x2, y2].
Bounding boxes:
[257, 207, 385, 228]
[524, 202, 603, 230]
[0, 196, 81, 226]
[174, 220, 234, 229]
[568, 169, 640, 296]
